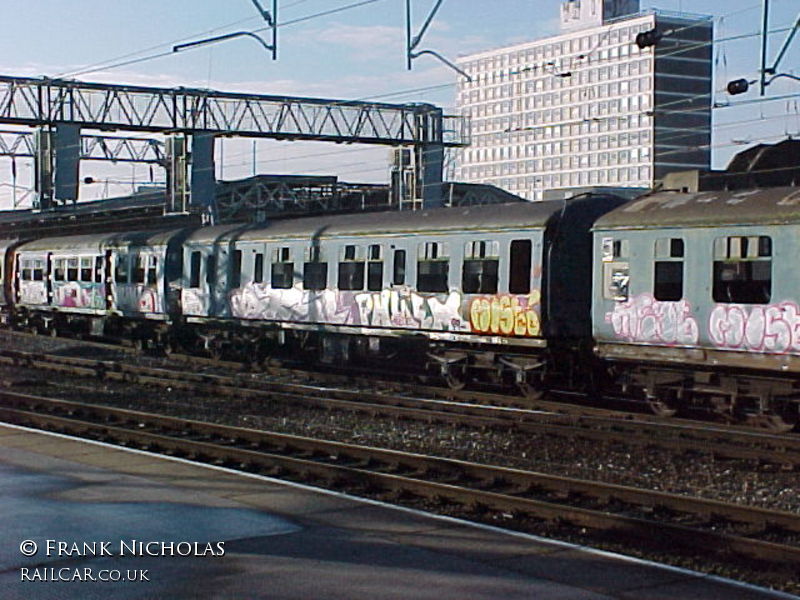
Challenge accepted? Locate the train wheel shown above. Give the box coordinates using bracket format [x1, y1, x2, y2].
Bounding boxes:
[517, 380, 543, 401]
[646, 394, 677, 417]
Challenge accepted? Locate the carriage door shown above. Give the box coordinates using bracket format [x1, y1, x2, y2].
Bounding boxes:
[46, 253, 53, 304]
[104, 250, 114, 310]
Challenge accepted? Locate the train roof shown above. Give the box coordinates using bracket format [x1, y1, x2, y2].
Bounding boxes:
[183, 200, 578, 244]
[594, 186, 800, 230]
[17, 229, 182, 252]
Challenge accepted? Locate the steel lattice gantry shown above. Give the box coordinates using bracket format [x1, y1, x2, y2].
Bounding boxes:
[0, 75, 468, 214]
[0, 75, 468, 145]
[0, 130, 164, 163]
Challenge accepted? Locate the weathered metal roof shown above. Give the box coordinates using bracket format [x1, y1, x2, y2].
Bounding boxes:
[593, 186, 800, 230]
[17, 229, 183, 252]
[183, 200, 569, 244]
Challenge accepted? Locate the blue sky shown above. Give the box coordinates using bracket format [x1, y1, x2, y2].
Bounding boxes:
[0, 0, 798, 207]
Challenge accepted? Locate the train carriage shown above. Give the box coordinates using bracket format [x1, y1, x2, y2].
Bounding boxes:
[592, 186, 800, 429]
[12, 230, 183, 340]
[177, 196, 624, 392]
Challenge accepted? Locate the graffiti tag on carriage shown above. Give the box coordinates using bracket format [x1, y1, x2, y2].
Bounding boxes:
[55, 282, 104, 309]
[709, 302, 800, 353]
[469, 291, 541, 337]
[18, 282, 47, 305]
[606, 293, 699, 344]
[356, 288, 466, 331]
[182, 289, 207, 316]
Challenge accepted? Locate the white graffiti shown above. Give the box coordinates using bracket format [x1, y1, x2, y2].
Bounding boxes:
[17, 282, 47, 306]
[228, 283, 468, 332]
[606, 293, 699, 345]
[709, 301, 800, 353]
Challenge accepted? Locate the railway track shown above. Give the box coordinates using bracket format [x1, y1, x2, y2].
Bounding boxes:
[1, 391, 799, 571]
[1, 347, 798, 470]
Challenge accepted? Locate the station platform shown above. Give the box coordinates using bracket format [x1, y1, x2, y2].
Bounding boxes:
[0, 423, 794, 600]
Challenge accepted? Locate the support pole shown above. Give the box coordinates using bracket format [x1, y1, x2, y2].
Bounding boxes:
[760, 0, 770, 96]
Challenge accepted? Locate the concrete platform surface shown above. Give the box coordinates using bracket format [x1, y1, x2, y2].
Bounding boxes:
[0, 423, 795, 600]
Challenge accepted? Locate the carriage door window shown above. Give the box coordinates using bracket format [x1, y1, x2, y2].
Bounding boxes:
[271, 247, 293, 289]
[80, 257, 93, 282]
[116, 255, 130, 284]
[509, 239, 532, 294]
[303, 246, 327, 291]
[206, 255, 217, 286]
[33, 259, 45, 282]
[653, 238, 684, 301]
[54, 259, 66, 281]
[367, 245, 383, 291]
[417, 242, 449, 293]
[147, 256, 158, 286]
[133, 256, 146, 284]
[94, 256, 104, 283]
[231, 250, 243, 289]
[338, 245, 364, 291]
[253, 252, 264, 284]
[713, 236, 771, 304]
[189, 251, 201, 288]
[392, 249, 406, 285]
[67, 258, 79, 281]
[601, 237, 629, 301]
[463, 240, 499, 294]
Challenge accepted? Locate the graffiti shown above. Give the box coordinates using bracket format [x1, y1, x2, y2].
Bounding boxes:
[18, 282, 47, 305]
[606, 293, 699, 345]
[116, 284, 160, 314]
[469, 291, 541, 337]
[54, 282, 104, 310]
[709, 302, 800, 353]
[182, 289, 207, 316]
[229, 283, 469, 332]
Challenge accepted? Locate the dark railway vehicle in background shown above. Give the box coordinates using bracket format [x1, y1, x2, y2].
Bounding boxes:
[593, 186, 800, 430]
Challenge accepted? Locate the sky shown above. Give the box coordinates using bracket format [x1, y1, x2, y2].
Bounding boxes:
[0, 0, 798, 208]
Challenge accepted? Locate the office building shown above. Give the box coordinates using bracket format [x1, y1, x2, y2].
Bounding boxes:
[455, 0, 713, 200]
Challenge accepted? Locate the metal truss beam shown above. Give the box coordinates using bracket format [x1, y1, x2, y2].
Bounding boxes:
[0, 130, 164, 163]
[0, 76, 468, 147]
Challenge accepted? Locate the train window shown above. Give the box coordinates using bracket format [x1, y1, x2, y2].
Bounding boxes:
[303, 263, 327, 290]
[133, 256, 146, 284]
[509, 239, 532, 294]
[231, 250, 243, 289]
[94, 256, 103, 283]
[20, 259, 31, 281]
[67, 258, 79, 281]
[254, 253, 264, 284]
[712, 235, 771, 304]
[206, 255, 216, 286]
[463, 240, 499, 294]
[80, 257, 93, 282]
[272, 247, 293, 289]
[338, 245, 364, 291]
[147, 256, 158, 286]
[653, 238, 684, 301]
[603, 263, 630, 301]
[116, 255, 130, 284]
[367, 245, 383, 291]
[417, 242, 449, 293]
[54, 259, 65, 281]
[392, 249, 406, 285]
[33, 259, 44, 282]
[189, 252, 201, 288]
[271, 263, 294, 289]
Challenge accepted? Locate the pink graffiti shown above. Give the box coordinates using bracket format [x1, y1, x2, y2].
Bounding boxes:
[606, 293, 699, 345]
[709, 302, 800, 353]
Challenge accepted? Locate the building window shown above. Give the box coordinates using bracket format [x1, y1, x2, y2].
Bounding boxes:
[713, 236, 771, 304]
[654, 238, 684, 301]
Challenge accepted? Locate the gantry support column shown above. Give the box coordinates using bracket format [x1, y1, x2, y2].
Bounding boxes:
[164, 133, 217, 225]
[414, 105, 444, 209]
[33, 123, 81, 210]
